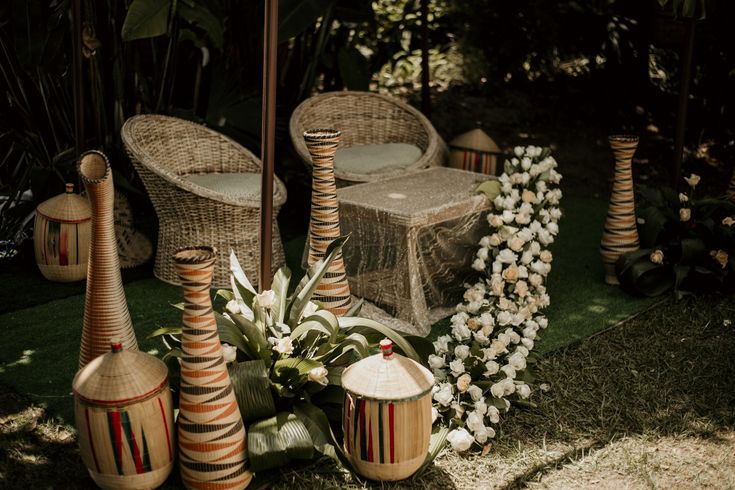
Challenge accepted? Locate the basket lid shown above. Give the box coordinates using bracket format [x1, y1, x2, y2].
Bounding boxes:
[36, 183, 91, 222]
[450, 128, 501, 153]
[341, 339, 434, 401]
[73, 342, 169, 407]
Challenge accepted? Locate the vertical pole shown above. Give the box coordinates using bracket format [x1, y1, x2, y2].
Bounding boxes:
[672, 17, 696, 186]
[420, 0, 431, 117]
[72, 0, 85, 156]
[259, 0, 278, 290]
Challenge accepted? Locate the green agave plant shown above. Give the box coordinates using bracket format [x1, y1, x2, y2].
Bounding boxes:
[151, 237, 443, 474]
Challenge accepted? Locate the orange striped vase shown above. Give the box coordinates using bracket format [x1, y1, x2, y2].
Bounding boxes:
[304, 129, 352, 315]
[173, 246, 251, 490]
[601, 135, 641, 285]
[78, 151, 138, 368]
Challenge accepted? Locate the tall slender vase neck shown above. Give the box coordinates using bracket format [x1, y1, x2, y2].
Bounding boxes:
[172, 246, 217, 309]
[304, 129, 341, 165]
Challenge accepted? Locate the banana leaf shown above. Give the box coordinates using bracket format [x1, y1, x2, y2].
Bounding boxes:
[247, 412, 314, 472]
[287, 236, 349, 326]
[121, 0, 172, 41]
[228, 360, 276, 424]
[229, 313, 271, 366]
[338, 317, 421, 362]
[147, 326, 182, 339]
[293, 402, 359, 476]
[273, 358, 323, 392]
[616, 249, 675, 297]
[313, 333, 370, 364]
[415, 426, 449, 477]
[291, 310, 341, 344]
[215, 313, 258, 360]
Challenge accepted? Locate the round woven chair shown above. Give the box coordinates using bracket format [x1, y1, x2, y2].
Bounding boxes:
[289, 91, 447, 186]
[121, 114, 287, 289]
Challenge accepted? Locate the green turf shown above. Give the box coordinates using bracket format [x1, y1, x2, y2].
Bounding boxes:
[0, 196, 657, 421]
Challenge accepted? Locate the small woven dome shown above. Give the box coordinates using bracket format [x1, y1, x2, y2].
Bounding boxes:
[36, 183, 91, 222]
[341, 340, 434, 401]
[73, 342, 169, 407]
[450, 128, 501, 153]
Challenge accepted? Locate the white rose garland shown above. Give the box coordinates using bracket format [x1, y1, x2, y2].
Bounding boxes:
[436, 146, 563, 452]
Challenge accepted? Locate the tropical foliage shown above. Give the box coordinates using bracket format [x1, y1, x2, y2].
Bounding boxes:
[151, 237, 440, 472]
[617, 174, 735, 297]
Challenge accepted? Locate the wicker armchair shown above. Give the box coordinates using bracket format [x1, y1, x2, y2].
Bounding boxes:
[121, 114, 287, 288]
[289, 91, 447, 185]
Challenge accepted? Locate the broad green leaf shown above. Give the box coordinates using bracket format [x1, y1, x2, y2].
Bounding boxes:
[337, 46, 370, 91]
[121, 0, 172, 41]
[339, 317, 421, 362]
[476, 180, 502, 201]
[278, 0, 333, 42]
[316, 333, 369, 363]
[247, 412, 314, 472]
[287, 236, 349, 325]
[147, 326, 182, 339]
[229, 313, 271, 366]
[415, 426, 449, 476]
[289, 318, 334, 341]
[293, 402, 359, 475]
[177, 2, 224, 49]
[228, 360, 276, 423]
[215, 314, 254, 358]
[271, 267, 291, 324]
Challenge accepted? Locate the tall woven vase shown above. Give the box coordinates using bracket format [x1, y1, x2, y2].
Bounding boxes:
[173, 246, 251, 490]
[304, 129, 352, 315]
[78, 151, 138, 368]
[601, 135, 641, 285]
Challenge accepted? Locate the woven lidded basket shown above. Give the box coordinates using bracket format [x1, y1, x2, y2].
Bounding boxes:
[72, 342, 174, 490]
[341, 339, 434, 481]
[33, 183, 91, 282]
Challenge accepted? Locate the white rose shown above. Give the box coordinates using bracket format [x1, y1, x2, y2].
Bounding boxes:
[529, 273, 543, 287]
[502, 210, 515, 224]
[488, 214, 504, 227]
[272, 336, 294, 355]
[520, 249, 534, 265]
[433, 383, 454, 406]
[447, 428, 475, 452]
[679, 192, 689, 203]
[472, 258, 486, 271]
[476, 247, 489, 261]
[492, 260, 503, 274]
[451, 402, 465, 419]
[467, 384, 483, 401]
[490, 382, 505, 398]
[308, 366, 329, 386]
[497, 311, 512, 326]
[454, 345, 471, 360]
[433, 335, 452, 354]
[255, 289, 277, 308]
[540, 250, 553, 263]
[521, 337, 534, 350]
[514, 146, 525, 157]
[517, 383, 531, 399]
[428, 354, 446, 369]
[484, 360, 500, 376]
[466, 410, 485, 433]
[300, 301, 319, 320]
[514, 280, 529, 297]
[225, 300, 241, 315]
[456, 373, 472, 393]
[221, 343, 237, 363]
[684, 173, 700, 187]
[487, 406, 500, 424]
[680, 208, 691, 222]
[508, 352, 527, 370]
[500, 364, 516, 379]
[508, 236, 524, 252]
[537, 317, 549, 328]
[452, 322, 472, 342]
[449, 359, 466, 377]
[488, 234, 502, 247]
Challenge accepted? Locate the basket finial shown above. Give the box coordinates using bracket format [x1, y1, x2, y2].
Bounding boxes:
[379, 338, 393, 358]
[110, 340, 124, 353]
[65, 183, 74, 193]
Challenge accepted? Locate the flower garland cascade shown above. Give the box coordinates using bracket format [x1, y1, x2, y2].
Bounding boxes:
[431, 146, 563, 452]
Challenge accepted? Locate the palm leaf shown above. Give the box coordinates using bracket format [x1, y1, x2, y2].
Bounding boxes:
[287, 236, 349, 325]
[247, 412, 314, 472]
[229, 313, 272, 366]
[228, 360, 277, 423]
[339, 317, 421, 362]
[121, 0, 172, 41]
[271, 267, 291, 324]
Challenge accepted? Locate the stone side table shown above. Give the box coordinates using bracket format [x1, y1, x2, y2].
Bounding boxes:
[338, 167, 493, 335]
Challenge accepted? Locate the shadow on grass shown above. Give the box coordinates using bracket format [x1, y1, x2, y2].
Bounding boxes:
[494, 293, 735, 486]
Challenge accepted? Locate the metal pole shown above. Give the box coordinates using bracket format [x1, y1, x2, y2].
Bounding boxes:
[420, 0, 431, 117]
[72, 0, 85, 156]
[259, 0, 278, 290]
[672, 17, 695, 186]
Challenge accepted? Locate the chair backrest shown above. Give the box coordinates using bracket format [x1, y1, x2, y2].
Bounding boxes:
[121, 115, 261, 178]
[290, 91, 436, 166]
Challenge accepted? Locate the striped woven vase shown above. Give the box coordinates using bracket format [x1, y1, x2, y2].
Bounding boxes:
[173, 246, 251, 490]
[601, 135, 641, 285]
[304, 129, 352, 316]
[78, 151, 138, 368]
[727, 166, 735, 203]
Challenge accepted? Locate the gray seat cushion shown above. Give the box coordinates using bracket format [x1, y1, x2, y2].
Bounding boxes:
[334, 143, 423, 175]
[183, 173, 262, 199]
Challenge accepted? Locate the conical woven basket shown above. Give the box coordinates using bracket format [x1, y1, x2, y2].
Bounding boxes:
[341, 340, 434, 481]
[34, 183, 91, 282]
[73, 342, 174, 489]
[448, 128, 504, 176]
[173, 246, 251, 490]
[78, 150, 139, 368]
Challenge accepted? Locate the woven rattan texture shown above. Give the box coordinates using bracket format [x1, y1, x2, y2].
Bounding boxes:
[338, 168, 493, 334]
[289, 91, 447, 185]
[121, 114, 287, 288]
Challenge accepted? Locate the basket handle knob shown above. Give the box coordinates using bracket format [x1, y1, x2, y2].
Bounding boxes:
[379, 338, 393, 358]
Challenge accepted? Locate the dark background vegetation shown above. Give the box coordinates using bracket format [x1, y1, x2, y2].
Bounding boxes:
[1, 0, 734, 256]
